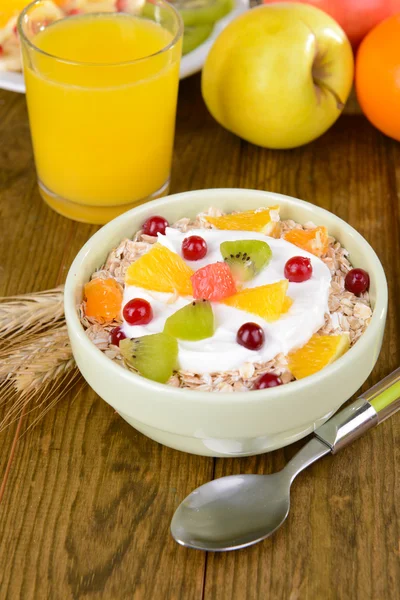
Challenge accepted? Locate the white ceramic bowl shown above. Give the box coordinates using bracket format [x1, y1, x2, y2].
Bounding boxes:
[64, 189, 388, 457]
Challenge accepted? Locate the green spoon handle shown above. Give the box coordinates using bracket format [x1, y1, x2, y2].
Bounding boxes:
[315, 367, 400, 453]
[360, 367, 400, 423]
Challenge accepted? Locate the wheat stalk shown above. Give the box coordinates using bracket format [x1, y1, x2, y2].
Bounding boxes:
[0, 290, 85, 433]
[0, 286, 65, 351]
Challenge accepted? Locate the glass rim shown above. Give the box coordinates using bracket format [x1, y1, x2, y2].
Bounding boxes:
[17, 0, 184, 68]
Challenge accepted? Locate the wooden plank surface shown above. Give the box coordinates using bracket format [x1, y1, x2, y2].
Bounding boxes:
[0, 74, 399, 599]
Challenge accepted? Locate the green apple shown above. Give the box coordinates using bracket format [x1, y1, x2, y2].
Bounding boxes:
[202, 3, 354, 149]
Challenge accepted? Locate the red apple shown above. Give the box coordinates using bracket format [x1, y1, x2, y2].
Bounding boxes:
[262, 0, 400, 47]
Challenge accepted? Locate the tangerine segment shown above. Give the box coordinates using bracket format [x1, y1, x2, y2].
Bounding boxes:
[222, 280, 292, 322]
[125, 244, 194, 295]
[84, 277, 122, 321]
[288, 334, 350, 380]
[205, 207, 280, 236]
[284, 226, 329, 257]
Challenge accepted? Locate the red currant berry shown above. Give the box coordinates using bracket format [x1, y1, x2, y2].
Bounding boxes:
[284, 256, 312, 283]
[123, 298, 153, 325]
[110, 326, 126, 346]
[67, 8, 82, 15]
[236, 322, 265, 351]
[142, 215, 169, 237]
[182, 235, 207, 261]
[253, 373, 283, 390]
[344, 268, 370, 296]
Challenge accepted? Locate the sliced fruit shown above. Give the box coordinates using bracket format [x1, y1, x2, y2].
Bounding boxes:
[205, 207, 280, 236]
[191, 262, 237, 301]
[164, 300, 214, 340]
[222, 280, 292, 322]
[84, 277, 122, 321]
[175, 0, 234, 27]
[287, 334, 350, 380]
[183, 23, 214, 55]
[220, 239, 272, 282]
[284, 226, 329, 257]
[119, 333, 178, 383]
[125, 244, 194, 296]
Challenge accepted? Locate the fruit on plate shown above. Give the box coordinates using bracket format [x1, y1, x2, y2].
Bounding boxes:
[202, 3, 354, 149]
[287, 334, 350, 379]
[183, 23, 214, 55]
[220, 239, 272, 282]
[191, 262, 237, 301]
[120, 333, 178, 383]
[222, 280, 292, 322]
[262, 0, 400, 48]
[175, 0, 233, 27]
[125, 244, 194, 295]
[84, 277, 122, 321]
[0, 0, 33, 28]
[205, 207, 280, 236]
[284, 226, 329, 258]
[356, 15, 400, 142]
[164, 300, 214, 340]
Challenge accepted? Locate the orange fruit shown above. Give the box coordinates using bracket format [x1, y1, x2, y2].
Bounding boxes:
[287, 334, 350, 380]
[125, 244, 194, 295]
[284, 226, 329, 257]
[0, 0, 30, 27]
[205, 207, 280, 237]
[356, 15, 400, 142]
[222, 280, 292, 322]
[84, 277, 122, 321]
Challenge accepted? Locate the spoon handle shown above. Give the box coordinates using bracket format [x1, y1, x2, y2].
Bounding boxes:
[315, 367, 400, 454]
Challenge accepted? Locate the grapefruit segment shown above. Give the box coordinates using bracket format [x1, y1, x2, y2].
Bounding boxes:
[191, 262, 237, 301]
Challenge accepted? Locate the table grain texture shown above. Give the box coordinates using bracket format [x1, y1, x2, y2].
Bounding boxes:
[0, 76, 399, 600]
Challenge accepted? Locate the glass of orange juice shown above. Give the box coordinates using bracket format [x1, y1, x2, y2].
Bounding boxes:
[18, 0, 183, 224]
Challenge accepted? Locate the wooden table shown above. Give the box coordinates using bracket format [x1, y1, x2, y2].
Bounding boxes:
[0, 76, 399, 600]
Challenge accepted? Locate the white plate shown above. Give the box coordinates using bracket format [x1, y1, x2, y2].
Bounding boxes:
[0, 0, 249, 93]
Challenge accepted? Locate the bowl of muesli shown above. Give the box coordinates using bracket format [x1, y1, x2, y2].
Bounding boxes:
[64, 189, 387, 457]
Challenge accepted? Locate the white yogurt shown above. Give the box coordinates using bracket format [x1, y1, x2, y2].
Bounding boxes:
[121, 228, 331, 374]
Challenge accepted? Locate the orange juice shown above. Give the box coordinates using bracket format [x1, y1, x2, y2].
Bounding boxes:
[21, 10, 182, 223]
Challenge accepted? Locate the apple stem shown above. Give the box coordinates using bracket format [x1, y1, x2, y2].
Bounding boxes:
[313, 77, 344, 111]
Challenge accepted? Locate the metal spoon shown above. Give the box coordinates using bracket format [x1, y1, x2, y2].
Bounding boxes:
[171, 368, 400, 552]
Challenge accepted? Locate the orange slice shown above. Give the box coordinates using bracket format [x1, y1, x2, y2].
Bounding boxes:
[205, 207, 280, 237]
[284, 226, 329, 257]
[222, 280, 292, 322]
[125, 244, 194, 295]
[287, 334, 350, 380]
[84, 277, 122, 321]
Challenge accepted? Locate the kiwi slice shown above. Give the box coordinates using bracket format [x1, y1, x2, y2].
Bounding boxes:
[220, 240, 272, 282]
[174, 0, 234, 27]
[164, 300, 214, 340]
[119, 333, 178, 384]
[183, 23, 214, 55]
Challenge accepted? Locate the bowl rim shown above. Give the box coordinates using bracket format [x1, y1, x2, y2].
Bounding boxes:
[64, 188, 388, 406]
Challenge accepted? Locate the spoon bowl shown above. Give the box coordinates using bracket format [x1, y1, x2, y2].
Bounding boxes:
[171, 473, 290, 551]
